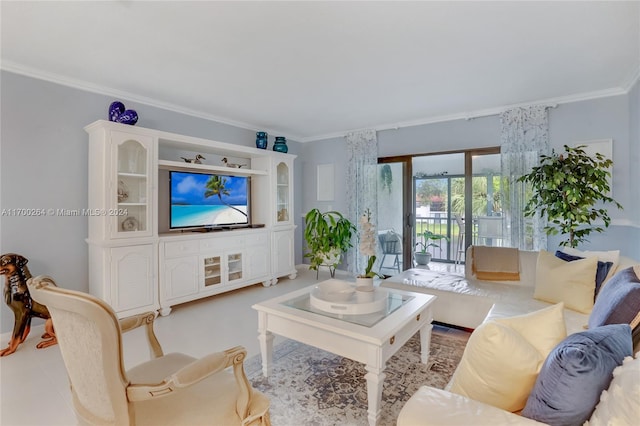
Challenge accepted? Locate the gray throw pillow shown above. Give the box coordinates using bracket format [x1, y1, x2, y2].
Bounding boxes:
[521, 324, 632, 426]
[588, 266, 640, 330]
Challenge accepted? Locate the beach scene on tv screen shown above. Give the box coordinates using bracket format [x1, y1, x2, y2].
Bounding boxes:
[171, 172, 248, 228]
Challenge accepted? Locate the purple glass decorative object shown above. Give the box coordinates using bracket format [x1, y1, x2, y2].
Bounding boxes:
[108, 101, 125, 122]
[115, 109, 138, 126]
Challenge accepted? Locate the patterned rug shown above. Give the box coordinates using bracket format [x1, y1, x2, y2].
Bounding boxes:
[245, 325, 470, 426]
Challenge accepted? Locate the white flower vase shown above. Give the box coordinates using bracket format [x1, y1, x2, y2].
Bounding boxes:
[356, 277, 375, 302]
[356, 277, 374, 290]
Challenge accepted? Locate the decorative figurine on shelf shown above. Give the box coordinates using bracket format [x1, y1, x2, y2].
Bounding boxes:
[273, 136, 288, 153]
[108, 100, 138, 126]
[0, 253, 57, 356]
[180, 154, 206, 164]
[222, 157, 247, 168]
[256, 131, 268, 149]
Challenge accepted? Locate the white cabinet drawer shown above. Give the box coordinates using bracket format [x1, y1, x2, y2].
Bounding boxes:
[201, 236, 244, 251]
[246, 232, 268, 246]
[164, 240, 200, 258]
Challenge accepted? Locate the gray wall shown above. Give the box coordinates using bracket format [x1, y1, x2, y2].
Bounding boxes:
[2, 70, 638, 333]
[0, 71, 303, 333]
[301, 91, 640, 262]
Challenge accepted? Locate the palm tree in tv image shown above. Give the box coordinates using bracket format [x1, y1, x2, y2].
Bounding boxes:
[204, 175, 247, 218]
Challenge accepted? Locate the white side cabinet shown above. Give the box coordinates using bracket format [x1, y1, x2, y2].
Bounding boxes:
[86, 120, 296, 317]
[86, 122, 159, 318]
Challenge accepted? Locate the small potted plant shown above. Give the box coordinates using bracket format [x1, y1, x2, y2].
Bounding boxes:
[415, 229, 449, 265]
[304, 209, 356, 276]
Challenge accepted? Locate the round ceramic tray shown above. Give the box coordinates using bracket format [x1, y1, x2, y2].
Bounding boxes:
[309, 279, 387, 315]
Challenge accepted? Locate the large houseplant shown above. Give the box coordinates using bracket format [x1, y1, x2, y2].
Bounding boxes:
[415, 229, 449, 265]
[304, 209, 356, 275]
[518, 145, 623, 248]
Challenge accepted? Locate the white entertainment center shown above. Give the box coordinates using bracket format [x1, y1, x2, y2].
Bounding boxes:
[85, 120, 297, 317]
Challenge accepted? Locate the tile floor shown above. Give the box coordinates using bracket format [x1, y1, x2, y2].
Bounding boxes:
[0, 262, 463, 425]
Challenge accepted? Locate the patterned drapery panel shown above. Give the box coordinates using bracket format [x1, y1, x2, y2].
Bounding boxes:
[500, 106, 549, 251]
[345, 129, 378, 274]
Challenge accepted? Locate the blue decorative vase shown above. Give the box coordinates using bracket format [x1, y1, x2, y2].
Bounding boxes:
[273, 136, 288, 153]
[256, 131, 268, 149]
[109, 101, 125, 122]
[116, 109, 138, 126]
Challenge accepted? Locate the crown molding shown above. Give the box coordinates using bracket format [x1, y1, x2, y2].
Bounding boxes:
[0, 61, 304, 142]
[1, 60, 635, 144]
[621, 66, 640, 92]
[301, 86, 628, 142]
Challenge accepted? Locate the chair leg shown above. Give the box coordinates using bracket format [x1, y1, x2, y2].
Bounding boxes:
[378, 254, 388, 273]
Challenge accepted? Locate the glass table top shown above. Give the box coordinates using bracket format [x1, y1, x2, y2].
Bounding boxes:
[281, 290, 414, 327]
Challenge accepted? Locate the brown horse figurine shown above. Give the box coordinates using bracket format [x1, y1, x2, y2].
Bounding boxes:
[0, 253, 57, 356]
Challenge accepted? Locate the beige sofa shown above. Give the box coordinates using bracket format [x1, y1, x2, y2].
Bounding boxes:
[381, 246, 640, 426]
[381, 246, 637, 334]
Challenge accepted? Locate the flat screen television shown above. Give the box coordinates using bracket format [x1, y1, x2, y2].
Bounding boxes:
[169, 170, 250, 230]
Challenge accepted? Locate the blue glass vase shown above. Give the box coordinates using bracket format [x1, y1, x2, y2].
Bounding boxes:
[273, 136, 288, 153]
[256, 131, 268, 149]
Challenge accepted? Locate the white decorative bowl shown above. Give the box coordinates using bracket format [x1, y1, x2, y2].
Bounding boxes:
[310, 279, 388, 315]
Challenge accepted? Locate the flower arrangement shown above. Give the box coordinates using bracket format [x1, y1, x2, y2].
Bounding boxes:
[358, 208, 383, 278]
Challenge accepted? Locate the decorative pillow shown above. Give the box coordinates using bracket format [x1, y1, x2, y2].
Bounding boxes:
[563, 247, 620, 285]
[588, 267, 640, 331]
[585, 352, 640, 426]
[449, 303, 566, 412]
[555, 250, 613, 299]
[522, 324, 633, 425]
[534, 250, 598, 313]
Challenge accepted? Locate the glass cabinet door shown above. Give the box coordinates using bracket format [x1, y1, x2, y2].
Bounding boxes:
[227, 253, 243, 281]
[203, 255, 222, 287]
[276, 162, 290, 223]
[113, 132, 152, 238]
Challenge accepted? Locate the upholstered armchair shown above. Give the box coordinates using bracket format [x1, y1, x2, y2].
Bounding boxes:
[27, 275, 270, 426]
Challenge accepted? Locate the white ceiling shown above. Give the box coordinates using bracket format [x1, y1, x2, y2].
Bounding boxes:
[2, 1, 639, 142]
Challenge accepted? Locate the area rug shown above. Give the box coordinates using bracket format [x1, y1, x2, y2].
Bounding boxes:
[245, 325, 470, 426]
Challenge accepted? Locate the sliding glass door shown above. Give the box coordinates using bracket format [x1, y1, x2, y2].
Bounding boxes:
[376, 161, 411, 275]
[378, 147, 501, 270]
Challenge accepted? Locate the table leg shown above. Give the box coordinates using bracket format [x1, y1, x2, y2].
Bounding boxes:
[419, 322, 433, 364]
[365, 365, 386, 426]
[257, 312, 274, 377]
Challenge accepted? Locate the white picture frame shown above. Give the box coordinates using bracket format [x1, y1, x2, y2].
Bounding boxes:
[317, 163, 335, 201]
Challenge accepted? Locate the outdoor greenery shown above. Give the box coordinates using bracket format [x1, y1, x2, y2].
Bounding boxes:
[303, 209, 356, 271]
[517, 145, 622, 248]
[415, 176, 502, 216]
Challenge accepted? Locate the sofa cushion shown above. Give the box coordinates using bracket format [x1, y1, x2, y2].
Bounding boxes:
[555, 250, 613, 299]
[397, 386, 547, 426]
[585, 352, 640, 426]
[588, 266, 640, 332]
[448, 303, 566, 412]
[534, 250, 598, 313]
[562, 247, 620, 284]
[522, 324, 633, 425]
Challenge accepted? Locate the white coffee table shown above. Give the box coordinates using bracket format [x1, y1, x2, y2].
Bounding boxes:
[252, 280, 436, 426]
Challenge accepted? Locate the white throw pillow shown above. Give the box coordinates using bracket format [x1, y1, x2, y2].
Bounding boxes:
[563, 247, 620, 285]
[585, 352, 640, 426]
[449, 303, 567, 412]
[534, 250, 598, 313]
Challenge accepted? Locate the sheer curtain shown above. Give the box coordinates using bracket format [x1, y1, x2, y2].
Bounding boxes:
[345, 129, 378, 274]
[500, 106, 550, 250]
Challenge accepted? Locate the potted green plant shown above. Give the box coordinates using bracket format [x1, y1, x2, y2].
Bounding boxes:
[304, 209, 357, 276]
[414, 229, 449, 265]
[518, 145, 623, 248]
